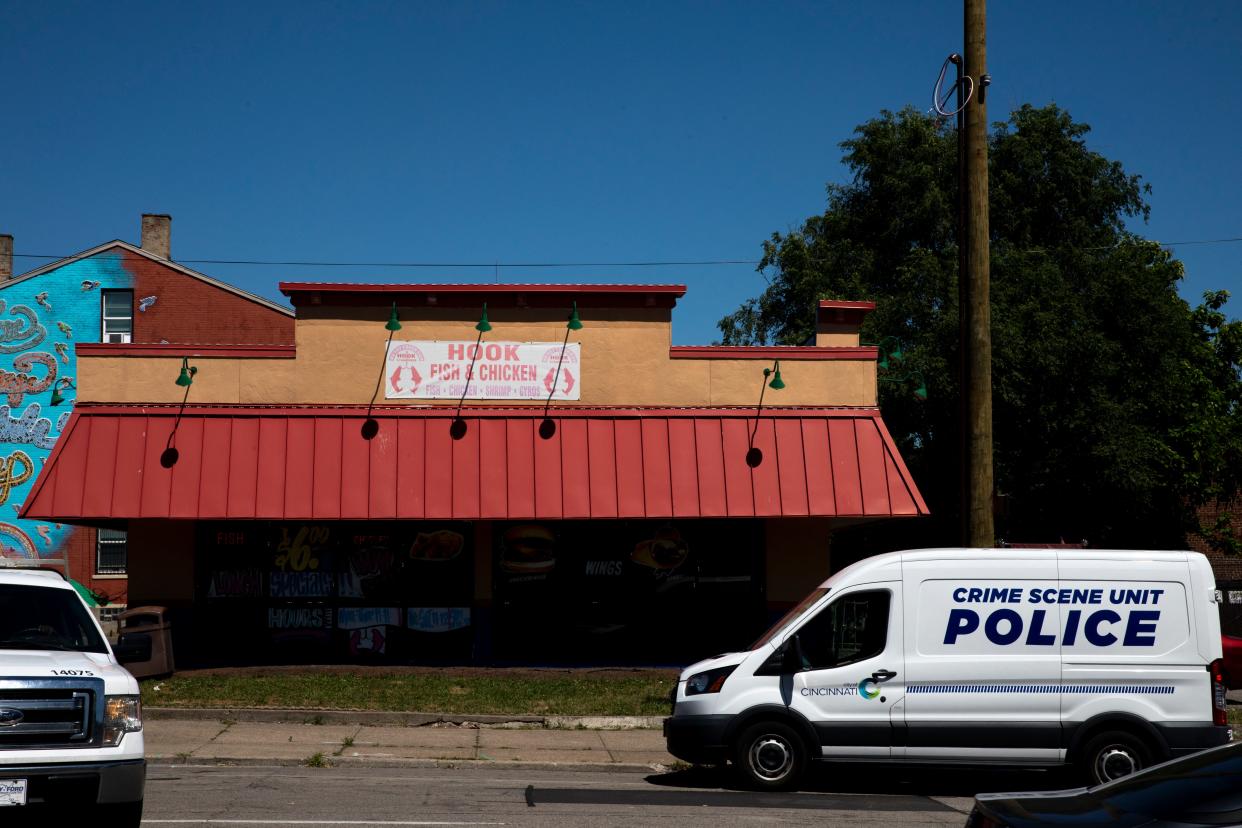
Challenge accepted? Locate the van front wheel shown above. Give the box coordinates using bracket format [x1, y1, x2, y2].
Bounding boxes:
[733, 721, 807, 790]
[1081, 730, 1151, 785]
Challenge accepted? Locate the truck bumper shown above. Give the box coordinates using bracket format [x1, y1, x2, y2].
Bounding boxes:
[0, 759, 145, 805]
[664, 714, 733, 765]
[1156, 722, 1234, 758]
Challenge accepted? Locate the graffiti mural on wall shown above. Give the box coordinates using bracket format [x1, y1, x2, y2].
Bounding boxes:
[0, 250, 134, 560]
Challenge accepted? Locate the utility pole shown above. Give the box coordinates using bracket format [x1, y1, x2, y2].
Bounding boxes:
[963, 0, 994, 547]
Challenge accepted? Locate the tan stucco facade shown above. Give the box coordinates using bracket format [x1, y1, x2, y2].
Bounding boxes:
[76, 296, 879, 408]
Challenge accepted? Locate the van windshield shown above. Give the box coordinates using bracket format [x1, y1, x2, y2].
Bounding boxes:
[0, 584, 108, 654]
[750, 588, 828, 650]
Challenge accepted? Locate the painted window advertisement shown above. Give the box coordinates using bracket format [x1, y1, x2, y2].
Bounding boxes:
[492, 520, 764, 663]
[199, 521, 473, 664]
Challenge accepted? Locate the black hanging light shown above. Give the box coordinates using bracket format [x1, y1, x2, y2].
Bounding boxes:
[747, 360, 786, 467]
[364, 300, 403, 439]
[539, 303, 584, 439]
[451, 303, 492, 439]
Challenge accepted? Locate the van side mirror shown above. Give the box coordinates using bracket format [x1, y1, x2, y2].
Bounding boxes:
[783, 635, 805, 673]
[756, 634, 805, 676]
[115, 632, 152, 665]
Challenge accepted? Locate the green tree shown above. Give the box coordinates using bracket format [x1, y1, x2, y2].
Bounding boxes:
[720, 104, 1242, 552]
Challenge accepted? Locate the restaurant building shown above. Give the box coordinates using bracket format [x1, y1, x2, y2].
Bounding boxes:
[20, 283, 928, 665]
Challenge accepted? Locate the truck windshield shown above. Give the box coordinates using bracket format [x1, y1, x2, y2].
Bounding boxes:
[0, 584, 108, 654]
[750, 588, 828, 650]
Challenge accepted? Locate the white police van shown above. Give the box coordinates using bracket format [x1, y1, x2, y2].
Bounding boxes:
[0, 568, 147, 825]
[664, 548, 1232, 789]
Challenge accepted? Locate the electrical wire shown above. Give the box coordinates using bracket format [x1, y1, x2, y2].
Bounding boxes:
[10, 236, 1242, 270]
[932, 54, 974, 118]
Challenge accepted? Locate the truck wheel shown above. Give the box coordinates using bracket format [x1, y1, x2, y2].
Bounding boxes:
[733, 721, 807, 790]
[98, 799, 143, 828]
[1080, 730, 1151, 785]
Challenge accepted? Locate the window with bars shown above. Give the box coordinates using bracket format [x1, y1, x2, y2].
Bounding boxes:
[102, 290, 133, 343]
[96, 528, 127, 575]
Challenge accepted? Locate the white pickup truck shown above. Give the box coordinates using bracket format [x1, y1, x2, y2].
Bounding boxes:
[0, 568, 147, 825]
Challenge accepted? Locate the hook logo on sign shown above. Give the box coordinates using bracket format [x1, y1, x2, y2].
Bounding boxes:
[543, 367, 574, 395]
[389, 364, 423, 394]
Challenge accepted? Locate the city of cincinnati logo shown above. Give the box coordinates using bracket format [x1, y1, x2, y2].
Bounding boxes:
[799, 679, 882, 700]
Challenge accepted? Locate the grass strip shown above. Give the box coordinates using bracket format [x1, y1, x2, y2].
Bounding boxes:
[142, 671, 677, 717]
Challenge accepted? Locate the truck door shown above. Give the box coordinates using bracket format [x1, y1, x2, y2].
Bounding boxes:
[786, 583, 904, 759]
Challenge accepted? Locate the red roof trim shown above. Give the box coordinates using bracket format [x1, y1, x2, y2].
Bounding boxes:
[670, 346, 877, 361]
[76, 344, 296, 359]
[817, 300, 876, 327]
[68, 403, 882, 418]
[279, 282, 687, 296]
[817, 300, 876, 311]
[280, 283, 686, 310]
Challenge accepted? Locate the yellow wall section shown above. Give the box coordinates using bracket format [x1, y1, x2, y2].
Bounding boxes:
[77, 303, 877, 408]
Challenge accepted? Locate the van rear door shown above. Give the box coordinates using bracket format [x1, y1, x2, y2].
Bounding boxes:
[1057, 552, 1204, 736]
[900, 554, 1062, 764]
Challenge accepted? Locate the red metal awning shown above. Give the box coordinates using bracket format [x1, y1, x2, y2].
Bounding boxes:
[21, 405, 928, 522]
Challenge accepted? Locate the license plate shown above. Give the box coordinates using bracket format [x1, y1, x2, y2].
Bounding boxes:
[0, 778, 27, 806]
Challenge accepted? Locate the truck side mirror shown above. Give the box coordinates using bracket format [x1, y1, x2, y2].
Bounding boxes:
[783, 634, 805, 673]
[756, 634, 806, 676]
[115, 632, 152, 665]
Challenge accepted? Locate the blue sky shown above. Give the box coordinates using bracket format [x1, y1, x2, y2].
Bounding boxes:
[2, 1, 1238, 344]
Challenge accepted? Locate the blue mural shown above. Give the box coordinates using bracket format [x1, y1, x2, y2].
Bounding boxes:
[0, 250, 133, 560]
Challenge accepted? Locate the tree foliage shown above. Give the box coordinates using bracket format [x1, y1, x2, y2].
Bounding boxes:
[720, 104, 1242, 551]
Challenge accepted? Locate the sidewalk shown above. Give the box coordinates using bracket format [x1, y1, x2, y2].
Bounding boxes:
[144, 711, 676, 772]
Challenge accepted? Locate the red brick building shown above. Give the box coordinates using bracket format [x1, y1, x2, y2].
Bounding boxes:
[0, 214, 293, 605]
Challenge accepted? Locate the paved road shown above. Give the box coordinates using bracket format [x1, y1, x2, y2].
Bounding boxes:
[137, 762, 1072, 826]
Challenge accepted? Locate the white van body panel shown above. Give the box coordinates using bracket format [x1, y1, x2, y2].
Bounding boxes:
[665, 547, 1230, 777]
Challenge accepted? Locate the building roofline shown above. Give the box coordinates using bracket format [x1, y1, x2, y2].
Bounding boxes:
[278, 282, 687, 296]
[7, 240, 294, 318]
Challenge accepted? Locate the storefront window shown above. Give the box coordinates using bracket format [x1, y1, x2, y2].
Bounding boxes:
[197, 521, 473, 665]
[491, 519, 765, 664]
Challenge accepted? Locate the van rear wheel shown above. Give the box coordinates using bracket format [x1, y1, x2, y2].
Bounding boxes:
[732, 721, 807, 790]
[1080, 730, 1151, 786]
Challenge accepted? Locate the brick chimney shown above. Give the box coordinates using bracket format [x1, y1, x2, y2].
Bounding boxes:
[0, 234, 11, 279]
[141, 214, 171, 259]
[815, 300, 875, 346]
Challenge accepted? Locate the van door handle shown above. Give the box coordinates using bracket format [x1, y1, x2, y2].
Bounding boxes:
[872, 670, 897, 683]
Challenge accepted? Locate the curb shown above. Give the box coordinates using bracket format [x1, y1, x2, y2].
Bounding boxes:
[146, 707, 663, 730]
[149, 754, 671, 774]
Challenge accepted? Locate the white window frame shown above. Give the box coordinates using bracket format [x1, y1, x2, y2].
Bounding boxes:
[96, 528, 128, 576]
[101, 289, 133, 344]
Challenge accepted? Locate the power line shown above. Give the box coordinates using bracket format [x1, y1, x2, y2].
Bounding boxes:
[10, 235, 1242, 269]
[11, 254, 760, 268]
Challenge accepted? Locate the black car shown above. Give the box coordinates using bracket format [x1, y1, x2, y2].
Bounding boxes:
[966, 740, 1242, 827]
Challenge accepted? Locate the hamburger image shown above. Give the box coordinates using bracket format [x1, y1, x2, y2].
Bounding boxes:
[501, 524, 557, 574]
[630, 527, 688, 570]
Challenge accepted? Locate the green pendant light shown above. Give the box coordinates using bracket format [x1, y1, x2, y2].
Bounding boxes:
[50, 386, 64, 406]
[476, 303, 492, 333]
[385, 302, 402, 332]
[567, 302, 583, 331]
[175, 357, 197, 387]
[766, 361, 785, 390]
